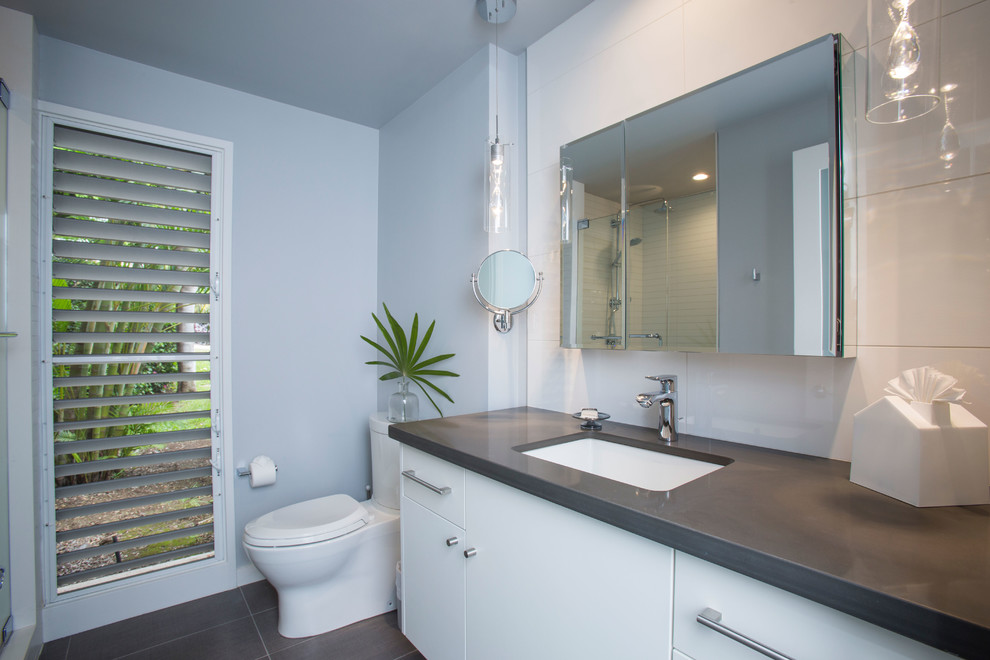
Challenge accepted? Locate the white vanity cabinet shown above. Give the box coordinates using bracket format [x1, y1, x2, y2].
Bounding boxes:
[399, 446, 674, 660]
[400, 447, 467, 660]
[672, 551, 955, 660]
[463, 470, 673, 660]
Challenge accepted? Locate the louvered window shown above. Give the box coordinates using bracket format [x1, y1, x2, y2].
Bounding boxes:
[49, 125, 218, 592]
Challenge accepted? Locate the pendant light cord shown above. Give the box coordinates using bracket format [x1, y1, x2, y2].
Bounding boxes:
[494, 2, 500, 142]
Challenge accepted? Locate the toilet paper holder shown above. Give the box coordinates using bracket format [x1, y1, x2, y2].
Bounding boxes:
[236, 463, 278, 477]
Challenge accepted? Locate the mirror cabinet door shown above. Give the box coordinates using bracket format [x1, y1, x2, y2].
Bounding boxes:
[560, 123, 625, 349]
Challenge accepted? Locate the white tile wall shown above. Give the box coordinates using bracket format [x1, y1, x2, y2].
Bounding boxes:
[525, 0, 990, 460]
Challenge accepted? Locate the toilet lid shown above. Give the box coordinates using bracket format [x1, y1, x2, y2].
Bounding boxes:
[243, 494, 370, 547]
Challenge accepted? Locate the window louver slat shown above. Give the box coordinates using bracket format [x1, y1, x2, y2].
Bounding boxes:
[54, 447, 211, 479]
[51, 124, 217, 592]
[52, 239, 210, 268]
[53, 217, 210, 249]
[53, 353, 210, 366]
[53, 332, 210, 344]
[54, 410, 211, 433]
[57, 544, 214, 588]
[54, 429, 211, 456]
[54, 196, 211, 231]
[54, 150, 212, 192]
[54, 467, 213, 499]
[52, 286, 210, 305]
[54, 172, 211, 212]
[53, 390, 210, 411]
[53, 309, 210, 324]
[57, 525, 215, 564]
[56, 486, 214, 521]
[53, 372, 210, 388]
[53, 262, 211, 287]
[54, 125, 212, 173]
[57, 504, 215, 542]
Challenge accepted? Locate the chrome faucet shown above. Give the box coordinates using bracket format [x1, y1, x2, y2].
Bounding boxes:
[636, 375, 677, 444]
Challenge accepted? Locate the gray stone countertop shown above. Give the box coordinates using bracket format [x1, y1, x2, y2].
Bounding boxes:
[389, 406, 990, 660]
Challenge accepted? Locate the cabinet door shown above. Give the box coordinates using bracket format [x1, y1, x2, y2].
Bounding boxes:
[464, 472, 673, 660]
[673, 551, 955, 660]
[400, 497, 465, 660]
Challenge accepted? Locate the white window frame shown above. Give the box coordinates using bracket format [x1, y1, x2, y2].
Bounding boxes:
[36, 102, 235, 640]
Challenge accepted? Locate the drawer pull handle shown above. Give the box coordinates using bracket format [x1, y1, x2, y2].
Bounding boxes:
[696, 608, 794, 660]
[445, 537, 459, 547]
[463, 548, 477, 558]
[402, 469, 452, 495]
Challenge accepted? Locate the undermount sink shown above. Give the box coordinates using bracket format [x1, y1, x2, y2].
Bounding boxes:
[518, 434, 730, 491]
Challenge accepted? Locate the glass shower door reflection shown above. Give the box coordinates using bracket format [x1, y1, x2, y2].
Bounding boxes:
[0, 77, 14, 650]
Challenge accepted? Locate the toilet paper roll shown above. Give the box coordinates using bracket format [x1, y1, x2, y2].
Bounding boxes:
[249, 455, 277, 487]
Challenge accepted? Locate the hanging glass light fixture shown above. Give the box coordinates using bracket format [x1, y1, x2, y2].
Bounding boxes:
[867, 0, 941, 124]
[479, 0, 516, 233]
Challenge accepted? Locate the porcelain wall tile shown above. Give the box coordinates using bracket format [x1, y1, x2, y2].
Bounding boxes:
[683, 0, 867, 93]
[528, 251, 561, 342]
[847, 345, 990, 443]
[527, 339, 581, 413]
[527, 164, 565, 259]
[526, 0, 685, 95]
[528, 338, 689, 428]
[527, 7, 685, 172]
[943, 0, 987, 16]
[858, 173, 990, 348]
[684, 353, 855, 459]
[858, 1, 990, 196]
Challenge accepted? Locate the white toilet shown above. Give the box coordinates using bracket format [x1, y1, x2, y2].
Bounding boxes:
[243, 413, 400, 638]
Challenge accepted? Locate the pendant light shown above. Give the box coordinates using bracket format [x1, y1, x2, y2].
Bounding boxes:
[479, 0, 516, 233]
[866, 0, 941, 124]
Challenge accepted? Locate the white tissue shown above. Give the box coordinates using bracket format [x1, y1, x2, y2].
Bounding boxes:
[249, 455, 277, 487]
[883, 366, 966, 404]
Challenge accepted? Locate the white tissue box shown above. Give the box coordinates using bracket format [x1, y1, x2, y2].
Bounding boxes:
[850, 396, 990, 507]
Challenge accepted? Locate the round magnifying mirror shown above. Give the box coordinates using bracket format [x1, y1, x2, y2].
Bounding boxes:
[478, 250, 537, 310]
[472, 250, 543, 333]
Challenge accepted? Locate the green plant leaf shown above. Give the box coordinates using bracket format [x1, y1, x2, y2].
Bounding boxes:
[382, 304, 409, 372]
[410, 320, 435, 366]
[369, 313, 401, 367]
[363, 303, 460, 417]
[360, 336, 398, 370]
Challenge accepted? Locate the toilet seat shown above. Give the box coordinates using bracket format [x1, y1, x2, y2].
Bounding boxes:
[243, 494, 369, 547]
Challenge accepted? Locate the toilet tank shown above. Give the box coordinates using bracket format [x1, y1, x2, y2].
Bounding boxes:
[370, 413, 400, 510]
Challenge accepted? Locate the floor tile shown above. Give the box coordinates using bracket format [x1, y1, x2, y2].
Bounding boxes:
[395, 652, 425, 660]
[39, 636, 71, 660]
[240, 579, 278, 614]
[252, 607, 308, 655]
[270, 612, 414, 660]
[118, 616, 266, 660]
[66, 589, 250, 660]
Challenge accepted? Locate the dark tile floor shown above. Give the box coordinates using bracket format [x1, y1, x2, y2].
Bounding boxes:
[39, 581, 424, 660]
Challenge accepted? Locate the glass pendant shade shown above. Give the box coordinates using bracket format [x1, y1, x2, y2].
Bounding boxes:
[867, 0, 941, 124]
[560, 159, 574, 243]
[486, 139, 509, 233]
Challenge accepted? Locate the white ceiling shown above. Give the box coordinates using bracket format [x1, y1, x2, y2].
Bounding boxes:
[0, 0, 593, 128]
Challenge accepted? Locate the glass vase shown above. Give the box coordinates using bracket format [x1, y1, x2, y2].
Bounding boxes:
[388, 378, 419, 422]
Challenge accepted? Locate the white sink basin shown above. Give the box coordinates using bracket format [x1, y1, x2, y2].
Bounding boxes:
[522, 436, 725, 491]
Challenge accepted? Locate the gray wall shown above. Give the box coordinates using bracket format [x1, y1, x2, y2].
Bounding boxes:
[37, 36, 381, 581]
[377, 47, 494, 417]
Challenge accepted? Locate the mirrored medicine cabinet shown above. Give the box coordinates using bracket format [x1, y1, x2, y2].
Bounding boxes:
[560, 34, 856, 357]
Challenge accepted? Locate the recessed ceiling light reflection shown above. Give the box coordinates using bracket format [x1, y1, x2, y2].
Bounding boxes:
[692, 172, 709, 181]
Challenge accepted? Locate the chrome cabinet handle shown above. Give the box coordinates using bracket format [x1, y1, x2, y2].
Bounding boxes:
[401, 469, 452, 495]
[463, 548, 477, 558]
[0, 332, 16, 338]
[445, 537, 459, 547]
[696, 608, 794, 660]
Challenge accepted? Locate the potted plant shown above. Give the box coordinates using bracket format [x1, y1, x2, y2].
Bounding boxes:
[361, 303, 459, 421]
